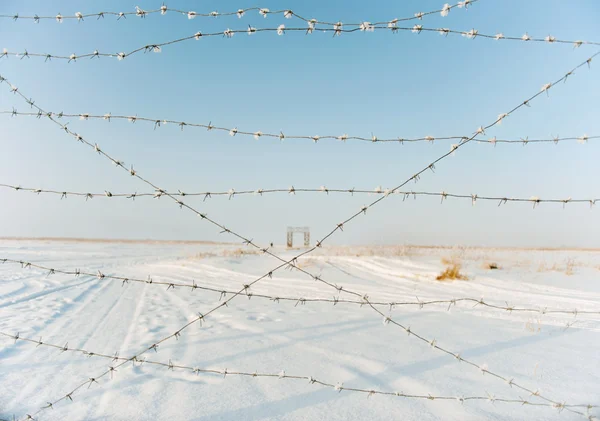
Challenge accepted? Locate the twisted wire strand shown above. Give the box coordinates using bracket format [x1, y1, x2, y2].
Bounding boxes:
[1, 52, 597, 419]
[0, 183, 597, 207]
[3, 110, 597, 146]
[0, 332, 594, 413]
[1, 25, 597, 64]
[0, 0, 477, 27]
[2, 257, 598, 316]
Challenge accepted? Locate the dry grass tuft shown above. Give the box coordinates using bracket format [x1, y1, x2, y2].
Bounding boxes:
[295, 257, 320, 269]
[436, 263, 468, 281]
[193, 251, 218, 260]
[192, 248, 260, 260]
[537, 258, 577, 275]
[222, 248, 260, 258]
[320, 245, 416, 258]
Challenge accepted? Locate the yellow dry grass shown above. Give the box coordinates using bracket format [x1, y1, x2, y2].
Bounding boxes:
[537, 258, 577, 275]
[436, 263, 468, 281]
[192, 248, 260, 260]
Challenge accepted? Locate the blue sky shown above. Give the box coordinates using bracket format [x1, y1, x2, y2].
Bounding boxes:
[0, 0, 599, 247]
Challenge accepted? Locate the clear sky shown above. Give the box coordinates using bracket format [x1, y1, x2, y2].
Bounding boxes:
[0, 0, 599, 248]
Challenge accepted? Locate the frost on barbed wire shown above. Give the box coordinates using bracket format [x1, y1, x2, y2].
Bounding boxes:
[1, 1, 479, 26]
[6, 256, 599, 315]
[3, 331, 595, 413]
[1, 24, 598, 63]
[2, 110, 597, 146]
[441, 3, 451, 17]
[0, 183, 597, 208]
[577, 134, 589, 144]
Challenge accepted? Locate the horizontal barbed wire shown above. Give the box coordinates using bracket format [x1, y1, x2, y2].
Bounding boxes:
[1, 332, 594, 414]
[3, 110, 597, 146]
[3, 257, 598, 316]
[0, 1, 476, 27]
[2, 55, 596, 420]
[0, 183, 597, 208]
[1, 25, 597, 64]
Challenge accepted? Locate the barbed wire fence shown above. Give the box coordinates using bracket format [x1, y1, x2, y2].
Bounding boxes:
[1, 47, 597, 420]
[2, 110, 596, 146]
[0, 3, 599, 420]
[0, 331, 595, 412]
[0, 0, 478, 26]
[1, 183, 598, 207]
[2, 257, 599, 317]
[1, 25, 598, 63]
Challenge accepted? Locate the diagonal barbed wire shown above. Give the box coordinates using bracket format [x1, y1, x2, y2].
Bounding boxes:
[1, 53, 597, 419]
[1, 24, 598, 64]
[3, 257, 599, 317]
[0, 1, 477, 27]
[0, 183, 597, 208]
[3, 110, 597, 146]
[1, 331, 595, 415]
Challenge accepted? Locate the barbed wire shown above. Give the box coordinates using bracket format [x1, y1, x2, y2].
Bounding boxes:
[3, 54, 599, 416]
[0, 1, 477, 27]
[1, 183, 597, 208]
[1, 331, 595, 415]
[3, 110, 597, 146]
[1, 25, 598, 64]
[3, 257, 598, 317]
[1, 52, 596, 419]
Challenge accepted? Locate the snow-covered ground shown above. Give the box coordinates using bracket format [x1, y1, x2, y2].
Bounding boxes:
[1, 239, 599, 421]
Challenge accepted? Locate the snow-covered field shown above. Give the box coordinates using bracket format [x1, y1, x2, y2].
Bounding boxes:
[1, 239, 599, 421]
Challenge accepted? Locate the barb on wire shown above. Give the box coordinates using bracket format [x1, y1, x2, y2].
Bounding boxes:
[0, 1, 477, 27]
[1, 331, 595, 413]
[1, 25, 597, 63]
[3, 110, 597, 146]
[0, 183, 597, 208]
[2, 257, 599, 316]
[1, 52, 597, 420]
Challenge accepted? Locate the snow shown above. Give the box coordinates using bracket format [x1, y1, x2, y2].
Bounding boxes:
[1, 239, 599, 421]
